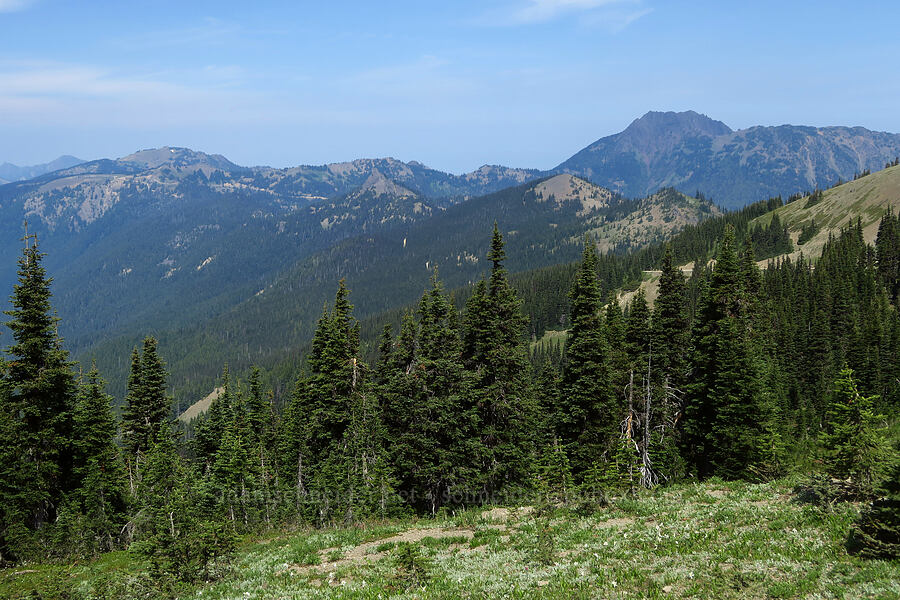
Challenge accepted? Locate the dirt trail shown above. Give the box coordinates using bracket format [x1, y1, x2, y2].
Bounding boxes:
[290, 507, 534, 574]
[290, 526, 482, 574]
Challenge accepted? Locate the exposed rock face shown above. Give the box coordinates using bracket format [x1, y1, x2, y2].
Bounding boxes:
[558, 111, 900, 208]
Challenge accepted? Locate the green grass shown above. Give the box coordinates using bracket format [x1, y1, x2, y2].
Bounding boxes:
[3, 479, 898, 599]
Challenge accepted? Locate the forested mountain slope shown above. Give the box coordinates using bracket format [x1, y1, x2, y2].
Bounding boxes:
[0, 148, 541, 349]
[73, 176, 716, 407]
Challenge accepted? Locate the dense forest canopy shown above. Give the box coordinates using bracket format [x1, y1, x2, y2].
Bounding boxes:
[1, 197, 898, 585]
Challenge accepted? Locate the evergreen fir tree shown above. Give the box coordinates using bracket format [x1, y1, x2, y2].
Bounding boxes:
[193, 365, 235, 471]
[624, 289, 651, 370]
[121, 337, 172, 467]
[847, 454, 900, 559]
[65, 364, 127, 553]
[244, 366, 273, 448]
[875, 208, 899, 303]
[533, 439, 574, 505]
[559, 239, 613, 478]
[461, 224, 535, 498]
[373, 324, 394, 388]
[413, 273, 477, 512]
[211, 410, 250, 524]
[683, 225, 781, 480]
[820, 368, 889, 493]
[121, 348, 144, 458]
[1, 235, 76, 553]
[278, 281, 368, 521]
[0, 355, 33, 562]
[649, 247, 689, 480]
[133, 427, 234, 582]
[340, 378, 398, 521]
[652, 247, 689, 386]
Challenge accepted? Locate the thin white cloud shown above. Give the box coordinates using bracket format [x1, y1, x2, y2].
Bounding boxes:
[0, 0, 35, 12]
[109, 17, 241, 50]
[479, 0, 651, 28]
[582, 5, 653, 32]
[513, 0, 623, 23]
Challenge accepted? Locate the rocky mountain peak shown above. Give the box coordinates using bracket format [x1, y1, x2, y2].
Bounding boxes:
[119, 147, 238, 172]
[622, 110, 732, 141]
[358, 169, 417, 198]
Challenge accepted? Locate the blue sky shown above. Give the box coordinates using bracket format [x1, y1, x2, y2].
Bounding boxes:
[1, 0, 899, 173]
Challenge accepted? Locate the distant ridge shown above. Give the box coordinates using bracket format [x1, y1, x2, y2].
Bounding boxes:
[0, 155, 85, 182]
[558, 111, 900, 208]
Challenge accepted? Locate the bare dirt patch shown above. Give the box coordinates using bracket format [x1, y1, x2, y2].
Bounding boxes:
[293, 527, 477, 574]
[596, 517, 635, 528]
[481, 506, 534, 523]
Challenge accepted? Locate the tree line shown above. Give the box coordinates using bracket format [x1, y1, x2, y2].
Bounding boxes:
[1, 216, 898, 579]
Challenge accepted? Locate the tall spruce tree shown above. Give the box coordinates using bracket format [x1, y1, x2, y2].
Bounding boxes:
[652, 247, 689, 390]
[462, 224, 535, 497]
[623, 289, 652, 487]
[63, 363, 127, 553]
[0, 354, 32, 562]
[379, 311, 420, 505]
[121, 337, 172, 464]
[683, 225, 781, 480]
[649, 247, 689, 479]
[1, 235, 76, 556]
[559, 240, 613, 478]
[875, 208, 899, 303]
[414, 273, 476, 511]
[278, 280, 368, 520]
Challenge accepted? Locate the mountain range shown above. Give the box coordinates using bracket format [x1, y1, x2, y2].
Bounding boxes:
[556, 111, 900, 208]
[2, 110, 899, 406]
[0, 155, 85, 185]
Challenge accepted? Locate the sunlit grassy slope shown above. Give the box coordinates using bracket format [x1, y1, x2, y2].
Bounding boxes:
[752, 164, 900, 263]
[4, 479, 898, 599]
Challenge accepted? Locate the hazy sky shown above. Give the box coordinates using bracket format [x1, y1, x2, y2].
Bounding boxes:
[1, 0, 899, 173]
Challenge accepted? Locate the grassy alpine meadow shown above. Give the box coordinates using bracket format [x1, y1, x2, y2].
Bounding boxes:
[4, 478, 898, 600]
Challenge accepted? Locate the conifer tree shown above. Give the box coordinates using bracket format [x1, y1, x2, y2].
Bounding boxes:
[64, 363, 127, 553]
[652, 247, 689, 390]
[133, 427, 234, 582]
[875, 208, 900, 303]
[379, 311, 420, 503]
[211, 410, 250, 524]
[340, 378, 397, 521]
[121, 337, 172, 465]
[649, 247, 689, 479]
[121, 348, 143, 458]
[1, 236, 76, 552]
[534, 439, 574, 505]
[462, 224, 535, 497]
[140, 337, 171, 426]
[559, 240, 612, 478]
[0, 355, 32, 562]
[245, 366, 273, 448]
[847, 454, 900, 559]
[604, 297, 626, 393]
[193, 365, 235, 471]
[624, 289, 651, 370]
[413, 273, 477, 511]
[623, 290, 654, 486]
[279, 281, 369, 520]
[373, 324, 394, 388]
[683, 225, 781, 479]
[820, 368, 889, 493]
